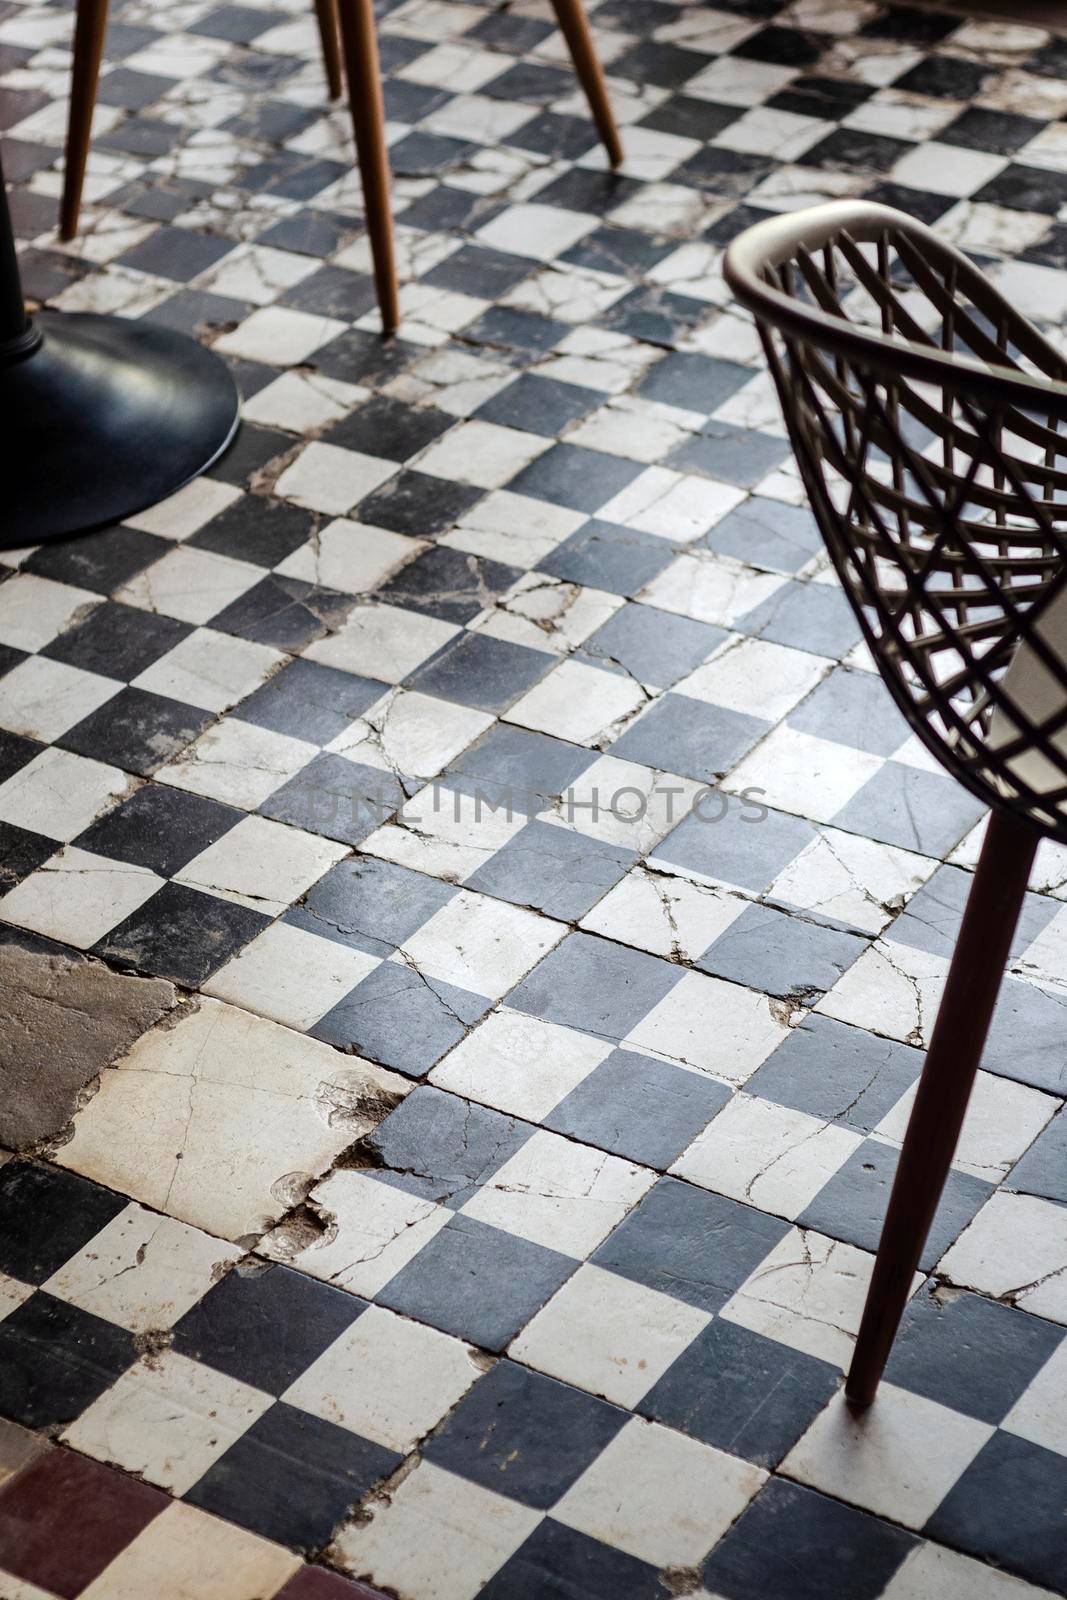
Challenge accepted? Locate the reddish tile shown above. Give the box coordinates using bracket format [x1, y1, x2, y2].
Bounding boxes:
[0, 1448, 166, 1598]
[276, 1566, 391, 1600]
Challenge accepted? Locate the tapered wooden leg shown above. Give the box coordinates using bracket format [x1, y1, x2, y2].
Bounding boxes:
[549, 0, 622, 168]
[845, 805, 1039, 1409]
[61, 0, 109, 240]
[313, 0, 344, 100]
[336, 0, 398, 335]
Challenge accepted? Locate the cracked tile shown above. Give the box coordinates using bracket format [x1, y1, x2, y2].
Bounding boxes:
[721, 1225, 919, 1370]
[939, 1192, 1067, 1324]
[6, 6, 1067, 1591]
[333, 1460, 540, 1600]
[673, 1094, 863, 1219]
[459, 1129, 654, 1258]
[43, 1203, 240, 1332]
[56, 997, 408, 1241]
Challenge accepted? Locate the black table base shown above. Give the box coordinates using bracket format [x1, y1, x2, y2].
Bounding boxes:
[6, 311, 239, 545]
[2, 149, 239, 550]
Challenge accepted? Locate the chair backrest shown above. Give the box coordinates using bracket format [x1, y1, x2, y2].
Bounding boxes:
[724, 199, 1067, 843]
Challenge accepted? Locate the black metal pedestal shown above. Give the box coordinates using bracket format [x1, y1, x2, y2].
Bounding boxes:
[1, 152, 239, 549]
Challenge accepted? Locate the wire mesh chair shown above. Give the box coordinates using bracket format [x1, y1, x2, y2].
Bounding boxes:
[724, 199, 1067, 1408]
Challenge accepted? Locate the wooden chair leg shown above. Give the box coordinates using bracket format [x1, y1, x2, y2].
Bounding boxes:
[845, 805, 1039, 1409]
[312, 0, 344, 100]
[548, 0, 623, 168]
[336, 0, 398, 336]
[61, 0, 109, 241]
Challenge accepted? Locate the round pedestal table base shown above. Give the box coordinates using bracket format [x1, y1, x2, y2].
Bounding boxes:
[3, 311, 239, 547]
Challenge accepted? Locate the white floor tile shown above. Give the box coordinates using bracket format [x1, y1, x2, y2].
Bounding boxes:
[274, 442, 398, 516]
[117, 545, 262, 627]
[213, 305, 346, 365]
[64, 1350, 272, 1494]
[598, 467, 744, 543]
[513, 1262, 710, 1406]
[506, 660, 647, 746]
[673, 1095, 863, 1218]
[816, 938, 948, 1045]
[417, 420, 550, 489]
[0, 655, 120, 742]
[443, 491, 585, 570]
[476, 202, 597, 262]
[431, 1009, 610, 1121]
[678, 638, 829, 722]
[940, 1192, 1067, 1323]
[460, 1130, 653, 1257]
[78, 1498, 299, 1600]
[882, 1541, 1062, 1600]
[328, 689, 493, 780]
[275, 520, 423, 595]
[782, 1386, 994, 1528]
[0, 846, 162, 949]
[57, 997, 408, 1240]
[542, 756, 703, 854]
[723, 725, 885, 824]
[158, 719, 319, 810]
[43, 1204, 241, 1331]
[174, 814, 347, 915]
[240, 371, 368, 435]
[580, 867, 746, 962]
[624, 970, 790, 1085]
[262, 1169, 447, 1296]
[362, 783, 525, 882]
[721, 1226, 918, 1369]
[475, 574, 619, 656]
[334, 1461, 540, 1600]
[125, 478, 241, 540]
[284, 1304, 482, 1452]
[767, 826, 937, 934]
[204, 921, 380, 1030]
[0, 573, 99, 652]
[555, 1415, 766, 1567]
[640, 552, 786, 628]
[875, 1070, 1059, 1181]
[0, 748, 134, 841]
[306, 603, 459, 683]
[198, 241, 319, 304]
[398, 889, 566, 1000]
[1002, 1336, 1067, 1458]
[132, 629, 283, 714]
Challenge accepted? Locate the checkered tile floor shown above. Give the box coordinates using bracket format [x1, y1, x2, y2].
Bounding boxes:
[3, 0, 1067, 1594]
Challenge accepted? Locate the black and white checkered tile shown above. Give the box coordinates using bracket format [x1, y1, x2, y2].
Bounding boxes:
[3, 0, 1067, 1594]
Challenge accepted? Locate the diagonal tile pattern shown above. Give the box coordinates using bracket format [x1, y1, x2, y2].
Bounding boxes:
[3, 0, 1067, 1596]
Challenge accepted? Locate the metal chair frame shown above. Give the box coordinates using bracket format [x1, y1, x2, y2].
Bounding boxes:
[724, 200, 1067, 1406]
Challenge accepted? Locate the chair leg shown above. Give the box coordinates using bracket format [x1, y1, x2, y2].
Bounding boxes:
[60, 0, 109, 241]
[312, 0, 344, 100]
[845, 805, 1039, 1410]
[548, 0, 623, 168]
[336, 0, 398, 336]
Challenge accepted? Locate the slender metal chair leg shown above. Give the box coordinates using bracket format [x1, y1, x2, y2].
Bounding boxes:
[845, 805, 1039, 1409]
[336, 0, 399, 336]
[313, 0, 344, 100]
[548, 0, 623, 168]
[61, 0, 109, 241]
